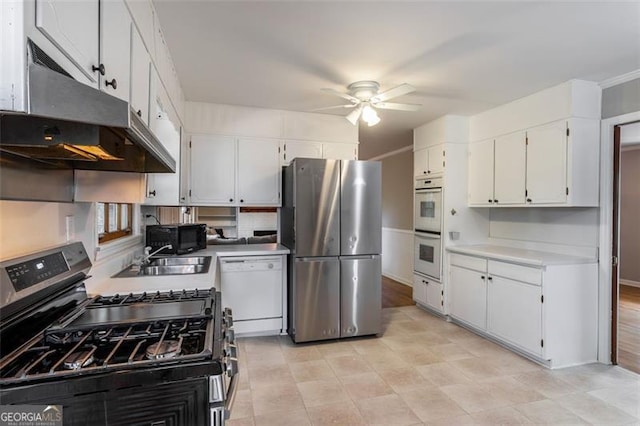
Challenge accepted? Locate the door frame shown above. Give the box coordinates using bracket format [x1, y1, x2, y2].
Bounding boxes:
[598, 111, 640, 363]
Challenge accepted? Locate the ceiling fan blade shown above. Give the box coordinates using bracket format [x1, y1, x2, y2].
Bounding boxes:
[345, 104, 364, 125]
[310, 104, 357, 112]
[371, 83, 415, 102]
[372, 102, 421, 111]
[321, 88, 360, 103]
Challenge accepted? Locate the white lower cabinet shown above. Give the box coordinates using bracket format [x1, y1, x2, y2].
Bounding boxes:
[487, 275, 542, 356]
[449, 265, 487, 330]
[448, 251, 598, 368]
[413, 274, 443, 313]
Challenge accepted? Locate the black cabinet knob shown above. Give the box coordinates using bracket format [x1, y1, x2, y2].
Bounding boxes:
[148, 190, 156, 196]
[105, 78, 117, 89]
[136, 109, 142, 117]
[481, 275, 485, 280]
[488, 276, 493, 281]
[526, 198, 532, 203]
[494, 199, 499, 203]
[488, 199, 493, 203]
[427, 170, 431, 174]
[229, 198, 233, 202]
[240, 199, 244, 203]
[92, 64, 105, 75]
[423, 171, 427, 174]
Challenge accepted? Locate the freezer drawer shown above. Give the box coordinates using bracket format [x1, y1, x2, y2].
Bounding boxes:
[292, 257, 340, 342]
[341, 161, 382, 255]
[340, 255, 381, 337]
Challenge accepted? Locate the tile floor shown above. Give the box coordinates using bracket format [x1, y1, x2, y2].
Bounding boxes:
[228, 306, 640, 425]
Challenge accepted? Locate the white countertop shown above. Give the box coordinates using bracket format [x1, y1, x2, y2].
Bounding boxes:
[446, 244, 596, 267]
[86, 243, 289, 296]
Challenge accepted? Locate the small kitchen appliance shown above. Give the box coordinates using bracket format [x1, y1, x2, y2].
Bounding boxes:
[146, 223, 207, 255]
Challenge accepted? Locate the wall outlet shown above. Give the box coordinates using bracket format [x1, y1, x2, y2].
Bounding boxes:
[65, 215, 75, 242]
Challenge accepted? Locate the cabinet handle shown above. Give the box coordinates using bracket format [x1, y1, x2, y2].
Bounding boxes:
[487, 276, 493, 281]
[148, 190, 156, 197]
[494, 199, 498, 203]
[423, 171, 427, 174]
[526, 198, 532, 203]
[136, 109, 142, 117]
[105, 78, 117, 89]
[488, 199, 493, 203]
[481, 275, 485, 280]
[240, 199, 244, 203]
[229, 198, 233, 202]
[92, 63, 105, 76]
[427, 170, 431, 174]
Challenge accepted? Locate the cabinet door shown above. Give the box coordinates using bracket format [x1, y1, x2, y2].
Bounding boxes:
[36, 0, 99, 86]
[130, 26, 150, 124]
[281, 140, 323, 165]
[428, 145, 445, 175]
[487, 275, 542, 356]
[494, 131, 526, 205]
[413, 274, 428, 305]
[449, 265, 487, 330]
[414, 148, 429, 176]
[426, 280, 444, 313]
[237, 138, 281, 206]
[189, 135, 235, 205]
[526, 121, 567, 204]
[468, 139, 494, 205]
[145, 114, 180, 205]
[100, 0, 131, 102]
[323, 142, 358, 161]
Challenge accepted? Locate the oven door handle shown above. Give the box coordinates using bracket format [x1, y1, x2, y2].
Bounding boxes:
[415, 188, 442, 193]
[415, 230, 441, 237]
[224, 358, 240, 419]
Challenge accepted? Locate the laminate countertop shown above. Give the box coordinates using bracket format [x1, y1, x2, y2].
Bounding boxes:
[446, 244, 596, 267]
[86, 243, 290, 296]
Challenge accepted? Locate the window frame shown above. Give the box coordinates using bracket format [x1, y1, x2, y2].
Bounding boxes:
[97, 202, 133, 244]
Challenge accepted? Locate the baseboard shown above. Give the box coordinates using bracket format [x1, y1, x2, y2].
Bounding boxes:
[620, 279, 640, 288]
[383, 273, 412, 287]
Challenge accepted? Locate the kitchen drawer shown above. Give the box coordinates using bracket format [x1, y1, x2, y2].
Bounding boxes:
[450, 253, 487, 272]
[488, 260, 542, 286]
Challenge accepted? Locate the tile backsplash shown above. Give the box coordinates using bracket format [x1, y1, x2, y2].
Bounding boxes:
[237, 212, 277, 238]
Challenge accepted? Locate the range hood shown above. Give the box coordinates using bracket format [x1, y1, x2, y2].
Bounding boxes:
[0, 41, 176, 174]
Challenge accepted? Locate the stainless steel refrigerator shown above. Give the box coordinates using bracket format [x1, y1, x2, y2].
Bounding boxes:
[281, 158, 382, 343]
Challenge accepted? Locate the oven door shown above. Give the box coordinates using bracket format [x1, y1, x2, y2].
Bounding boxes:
[414, 188, 442, 233]
[414, 232, 442, 281]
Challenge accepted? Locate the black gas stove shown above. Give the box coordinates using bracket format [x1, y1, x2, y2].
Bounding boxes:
[0, 243, 238, 426]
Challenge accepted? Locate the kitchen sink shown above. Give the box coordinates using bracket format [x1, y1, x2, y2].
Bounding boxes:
[113, 256, 212, 278]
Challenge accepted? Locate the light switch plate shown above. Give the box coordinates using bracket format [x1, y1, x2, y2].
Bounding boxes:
[65, 215, 75, 242]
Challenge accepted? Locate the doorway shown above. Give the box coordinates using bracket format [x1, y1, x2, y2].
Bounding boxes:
[612, 121, 640, 374]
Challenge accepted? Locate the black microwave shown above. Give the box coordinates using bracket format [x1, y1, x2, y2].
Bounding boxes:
[145, 224, 207, 255]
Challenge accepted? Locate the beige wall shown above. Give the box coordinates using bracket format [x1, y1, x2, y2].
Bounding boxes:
[620, 149, 640, 283]
[380, 150, 413, 230]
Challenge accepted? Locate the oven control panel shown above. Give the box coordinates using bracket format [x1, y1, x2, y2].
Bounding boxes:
[6, 252, 69, 291]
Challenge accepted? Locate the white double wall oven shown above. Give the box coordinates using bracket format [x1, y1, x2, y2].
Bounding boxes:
[414, 177, 443, 281]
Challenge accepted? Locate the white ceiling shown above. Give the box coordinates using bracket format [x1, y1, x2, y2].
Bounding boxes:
[153, 1, 640, 159]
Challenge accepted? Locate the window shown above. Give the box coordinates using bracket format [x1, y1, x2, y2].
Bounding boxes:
[97, 203, 133, 243]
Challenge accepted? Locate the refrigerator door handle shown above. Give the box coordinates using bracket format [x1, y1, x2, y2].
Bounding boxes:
[338, 255, 378, 260]
[295, 256, 338, 262]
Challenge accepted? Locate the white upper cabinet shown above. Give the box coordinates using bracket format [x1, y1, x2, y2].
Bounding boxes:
[100, 0, 131, 102]
[526, 121, 567, 205]
[35, 0, 100, 86]
[493, 131, 526, 205]
[125, 0, 155, 58]
[145, 111, 181, 206]
[468, 139, 494, 205]
[281, 140, 323, 166]
[189, 135, 236, 205]
[237, 138, 280, 206]
[414, 144, 444, 177]
[323, 142, 358, 161]
[130, 26, 150, 125]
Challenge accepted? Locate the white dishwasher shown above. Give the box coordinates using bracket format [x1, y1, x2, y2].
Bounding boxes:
[219, 256, 284, 335]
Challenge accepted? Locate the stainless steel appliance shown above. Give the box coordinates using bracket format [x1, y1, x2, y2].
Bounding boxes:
[414, 177, 443, 280]
[0, 243, 238, 425]
[146, 223, 208, 255]
[281, 158, 382, 343]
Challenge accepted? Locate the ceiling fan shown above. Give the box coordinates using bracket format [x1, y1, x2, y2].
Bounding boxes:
[316, 81, 421, 126]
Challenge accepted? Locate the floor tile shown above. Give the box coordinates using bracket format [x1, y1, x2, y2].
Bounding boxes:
[471, 407, 534, 425]
[253, 409, 311, 426]
[339, 371, 394, 400]
[416, 362, 473, 386]
[288, 359, 337, 383]
[378, 366, 434, 393]
[554, 391, 638, 424]
[248, 364, 295, 389]
[449, 357, 505, 381]
[228, 389, 254, 420]
[316, 340, 358, 358]
[226, 418, 256, 426]
[588, 383, 640, 418]
[296, 377, 350, 408]
[355, 394, 422, 425]
[306, 400, 366, 425]
[479, 376, 546, 405]
[399, 387, 467, 422]
[427, 342, 476, 361]
[280, 344, 324, 363]
[250, 383, 305, 415]
[513, 399, 588, 424]
[439, 382, 511, 413]
[512, 370, 579, 398]
[326, 354, 373, 376]
[551, 363, 640, 391]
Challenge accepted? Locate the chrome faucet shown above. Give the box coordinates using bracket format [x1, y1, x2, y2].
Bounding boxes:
[137, 244, 173, 265]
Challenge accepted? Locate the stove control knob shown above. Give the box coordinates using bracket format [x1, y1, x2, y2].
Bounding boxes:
[224, 344, 238, 359]
[225, 357, 238, 377]
[224, 307, 233, 317]
[225, 328, 236, 344]
[224, 315, 234, 328]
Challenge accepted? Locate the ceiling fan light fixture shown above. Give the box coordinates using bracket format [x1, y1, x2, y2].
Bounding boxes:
[346, 104, 363, 125]
[362, 104, 380, 126]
